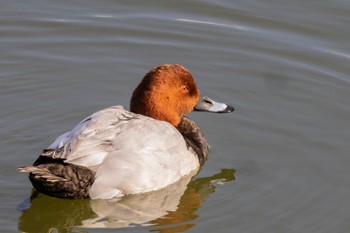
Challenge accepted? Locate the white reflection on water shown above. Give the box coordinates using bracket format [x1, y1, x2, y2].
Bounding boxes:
[176, 18, 249, 31]
[91, 14, 116, 19]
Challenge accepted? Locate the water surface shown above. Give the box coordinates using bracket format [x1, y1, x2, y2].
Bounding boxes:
[1, 0, 349, 232]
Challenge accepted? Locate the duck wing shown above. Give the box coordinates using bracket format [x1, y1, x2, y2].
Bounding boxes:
[46, 105, 143, 168]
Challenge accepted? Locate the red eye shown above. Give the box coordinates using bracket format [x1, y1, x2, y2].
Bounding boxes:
[181, 86, 189, 92]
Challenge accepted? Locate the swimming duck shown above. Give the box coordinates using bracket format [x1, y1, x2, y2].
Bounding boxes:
[19, 64, 234, 199]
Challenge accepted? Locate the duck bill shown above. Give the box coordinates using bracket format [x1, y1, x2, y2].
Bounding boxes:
[194, 95, 234, 113]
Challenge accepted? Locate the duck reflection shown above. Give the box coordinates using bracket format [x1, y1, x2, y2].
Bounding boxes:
[18, 168, 235, 233]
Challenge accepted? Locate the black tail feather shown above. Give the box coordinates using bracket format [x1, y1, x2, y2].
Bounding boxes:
[19, 156, 95, 199]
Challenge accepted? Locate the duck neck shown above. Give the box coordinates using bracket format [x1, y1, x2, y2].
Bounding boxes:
[176, 117, 209, 165]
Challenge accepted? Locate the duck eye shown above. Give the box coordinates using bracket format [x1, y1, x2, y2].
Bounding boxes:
[181, 86, 189, 92]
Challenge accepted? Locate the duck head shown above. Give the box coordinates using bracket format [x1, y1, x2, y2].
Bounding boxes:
[130, 64, 234, 127]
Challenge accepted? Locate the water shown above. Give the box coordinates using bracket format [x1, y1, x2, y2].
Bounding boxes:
[1, 0, 349, 232]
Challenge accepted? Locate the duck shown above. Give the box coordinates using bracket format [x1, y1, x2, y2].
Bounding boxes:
[19, 64, 234, 199]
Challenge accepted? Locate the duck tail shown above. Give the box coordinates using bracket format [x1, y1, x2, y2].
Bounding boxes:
[18, 166, 67, 182]
[18, 156, 95, 199]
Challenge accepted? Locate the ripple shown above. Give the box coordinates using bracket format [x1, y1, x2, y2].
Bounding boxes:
[176, 18, 249, 31]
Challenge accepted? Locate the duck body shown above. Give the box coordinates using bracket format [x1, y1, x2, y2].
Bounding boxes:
[26, 106, 203, 199]
[19, 64, 233, 199]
